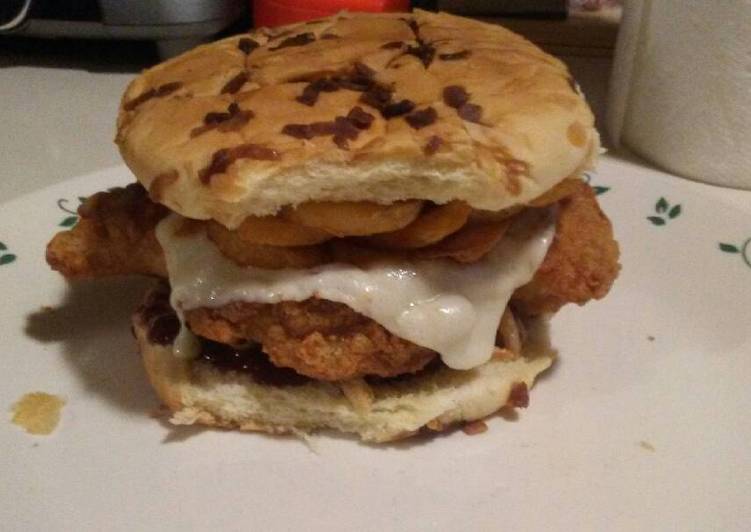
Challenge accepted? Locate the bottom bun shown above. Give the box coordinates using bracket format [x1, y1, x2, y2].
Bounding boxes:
[133, 304, 555, 443]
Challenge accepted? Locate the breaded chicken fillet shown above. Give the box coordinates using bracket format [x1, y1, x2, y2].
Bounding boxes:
[47, 180, 618, 381]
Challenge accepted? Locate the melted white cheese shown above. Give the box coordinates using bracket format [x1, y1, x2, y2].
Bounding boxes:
[156, 213, 554, 370]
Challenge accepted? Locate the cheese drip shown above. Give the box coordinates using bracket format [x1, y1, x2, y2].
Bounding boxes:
[156, 213, 554, 370]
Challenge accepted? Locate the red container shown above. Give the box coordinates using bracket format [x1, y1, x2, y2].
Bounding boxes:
[254, 0, 410, 27]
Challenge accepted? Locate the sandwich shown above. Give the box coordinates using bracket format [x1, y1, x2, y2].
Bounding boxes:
[46, 10, 620, 442]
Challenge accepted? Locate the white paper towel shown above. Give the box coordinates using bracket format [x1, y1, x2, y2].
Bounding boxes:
[607, 0, 751, 189]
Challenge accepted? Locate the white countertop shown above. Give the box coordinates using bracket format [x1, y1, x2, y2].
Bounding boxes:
[1, 38, 152, 203]
[1, 37, 748, 209]
[3, 68, 131, 201]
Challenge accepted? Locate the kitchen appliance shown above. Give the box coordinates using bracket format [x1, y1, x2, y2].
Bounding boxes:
[0, 0, 245, 58]
[436, 0, 566, 17]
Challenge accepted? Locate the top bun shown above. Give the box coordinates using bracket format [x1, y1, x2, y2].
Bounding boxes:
[116, 10, 598, 229]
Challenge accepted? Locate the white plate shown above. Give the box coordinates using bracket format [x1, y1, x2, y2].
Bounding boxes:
[2, 156, 750, 531]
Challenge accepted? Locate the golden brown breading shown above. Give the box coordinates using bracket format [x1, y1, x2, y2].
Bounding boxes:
[185, 299, 436, 381]
[45, 181, 618, 327]
[45, 181, 617, 381]
[45, 181, 619, 314]
[513, 181, 620, 315]
[46, 184, 168, 278]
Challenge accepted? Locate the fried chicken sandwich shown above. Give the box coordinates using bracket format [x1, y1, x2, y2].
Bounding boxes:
[46, 10, 619, 442]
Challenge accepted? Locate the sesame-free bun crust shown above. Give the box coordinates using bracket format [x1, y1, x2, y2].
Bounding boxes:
[133, 306, 554, 443]
[117, 10, 598, 229]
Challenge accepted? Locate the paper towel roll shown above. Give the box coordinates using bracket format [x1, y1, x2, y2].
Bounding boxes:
[607, 0, 751, 189]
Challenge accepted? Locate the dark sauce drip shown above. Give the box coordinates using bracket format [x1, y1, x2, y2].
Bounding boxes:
[138, 287, 524, 389]
[199, 339, 310, 386]
[149, 314, 180, 345]
[138, 285, 180, 345]
[139, 285, 308, 386]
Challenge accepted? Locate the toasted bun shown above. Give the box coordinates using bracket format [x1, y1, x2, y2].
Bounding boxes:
[133, 306, 554, 443]
[116, 10, 598, 229]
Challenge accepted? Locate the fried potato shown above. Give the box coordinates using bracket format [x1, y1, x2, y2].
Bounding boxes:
[287, 200, 423, 237]
[468, 205, 523, 224]
[207, 222, 329, 269]
[414, 220, 511, 263]
[209, 215, 331, 247]
[367, 201, 472, 249]
[527, 177, 582, 208]
[46, 181, 619, 319]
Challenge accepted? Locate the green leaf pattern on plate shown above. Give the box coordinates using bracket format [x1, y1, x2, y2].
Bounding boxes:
[57, 197, 85, 227]
[719, 238, 751, 270]
[60, 216, 78, 227]
[592, 185, 610, 195]
[0, 241, 16, 266]
[583, 172, 611, 195]
[648, 197, 682, 226]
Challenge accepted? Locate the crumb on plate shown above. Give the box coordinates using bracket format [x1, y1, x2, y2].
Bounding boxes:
[11, 392, 66, 435]
[638, 440, 656, 452]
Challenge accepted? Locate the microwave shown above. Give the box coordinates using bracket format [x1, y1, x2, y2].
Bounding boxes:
[0, 0, 246, 58]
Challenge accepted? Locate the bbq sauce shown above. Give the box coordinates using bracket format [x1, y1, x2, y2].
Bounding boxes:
[198, 339, 309, 386]
[149, 314, 180, 345]
[139, 285, 180, 345]
[139, 285, 308, 386]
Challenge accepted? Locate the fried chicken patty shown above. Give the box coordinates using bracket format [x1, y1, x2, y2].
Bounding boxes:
[46, 181, 619, 380]
[46, 184, 168, 278]
[512, 180, 620, 314]
[185, 299, 436, 381]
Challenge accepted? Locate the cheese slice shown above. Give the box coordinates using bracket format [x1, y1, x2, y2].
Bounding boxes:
[156, 212, 554, 370]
